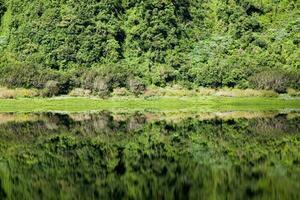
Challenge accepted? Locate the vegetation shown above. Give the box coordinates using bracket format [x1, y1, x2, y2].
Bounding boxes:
[1, 2, 299, 198]
[0, 96, 299, 113]
[0, 87, 38, 99]
[0, 111, 299, 199]
[0, 0, 299, 95]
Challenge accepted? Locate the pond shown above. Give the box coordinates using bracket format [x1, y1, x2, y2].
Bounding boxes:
[0, 111, 299, 199]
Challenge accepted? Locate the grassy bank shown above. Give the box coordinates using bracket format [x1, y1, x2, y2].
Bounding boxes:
[0, 96, 299, 113]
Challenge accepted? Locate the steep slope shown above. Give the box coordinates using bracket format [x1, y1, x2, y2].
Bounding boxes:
[0, 0, 299, 90]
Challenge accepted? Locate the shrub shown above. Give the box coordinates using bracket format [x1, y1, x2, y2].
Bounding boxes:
[150, 65, 177, 87]
[81, 69, 100, 91]
[286, 72, 300, 90]
[93, 77, 112, 97]
[287, 88, 300, 97]
[81, 68, 120, 97]
[55, 73, 75, 95]
[249, 70, 289, 93]
[127, 78, 146, 95]
[0, 65, 74, 95]
[41, 81, 60, 97]
[189, 65, 223, 88]
[0, 65, 41, 88]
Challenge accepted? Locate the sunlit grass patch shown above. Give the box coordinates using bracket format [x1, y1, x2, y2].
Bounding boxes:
[0, 96, 299, 113]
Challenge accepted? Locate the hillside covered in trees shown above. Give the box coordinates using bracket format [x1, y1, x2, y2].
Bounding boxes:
[0, 0, 299, 96]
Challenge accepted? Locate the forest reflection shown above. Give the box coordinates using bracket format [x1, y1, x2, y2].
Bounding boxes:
[0, 111, 299, 199]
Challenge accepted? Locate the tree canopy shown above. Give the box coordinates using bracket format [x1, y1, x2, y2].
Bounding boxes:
[0, 0, 299, 92]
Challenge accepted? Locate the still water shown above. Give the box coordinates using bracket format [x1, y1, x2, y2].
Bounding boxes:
[0, 111, 299, 199]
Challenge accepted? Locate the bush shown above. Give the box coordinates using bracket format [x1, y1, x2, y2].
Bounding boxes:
[150, 65, 177, 87]
[55, 72, 75, 95]
[0, 65, 74, 95]
[286, 72, 300, 90]
[127, 78, 146, 96]
[93, 77, 112, 97]
[0, 65, 41, 88]
[41, 81, 60, 97]
[81, 69, 101, 91]
[189, 65, 223, 88]
[81, 68, 136, 97]
[249, 70, 289, 93]
[287, 88, 300, 97]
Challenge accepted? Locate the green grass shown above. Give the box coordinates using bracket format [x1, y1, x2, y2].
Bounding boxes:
[0, 96, 299, 113]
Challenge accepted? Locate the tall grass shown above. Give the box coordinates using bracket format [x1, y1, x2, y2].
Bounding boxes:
[0, 87, 38, 99]
[142, 86, 279, 98]
[0, 85, 291, 99]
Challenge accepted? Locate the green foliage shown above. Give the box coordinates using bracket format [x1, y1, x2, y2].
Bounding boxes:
[0, 0, 6, 19]
[0, 64, 74, 94]
[0, 65, 51, 89]
[0, 0, 299, 93]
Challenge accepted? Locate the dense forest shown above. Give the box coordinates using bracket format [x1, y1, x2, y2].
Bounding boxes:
[0, 0, 299, 96]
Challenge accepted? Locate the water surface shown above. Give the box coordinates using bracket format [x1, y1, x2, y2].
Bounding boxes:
[0, 111, 299, 199]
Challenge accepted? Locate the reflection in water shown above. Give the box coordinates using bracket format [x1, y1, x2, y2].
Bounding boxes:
[0, 111, 299, 199]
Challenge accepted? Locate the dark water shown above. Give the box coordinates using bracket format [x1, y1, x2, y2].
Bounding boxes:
[0, 111, 299, 200]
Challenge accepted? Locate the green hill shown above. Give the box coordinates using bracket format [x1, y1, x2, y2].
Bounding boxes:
[0, 0, 299, 95]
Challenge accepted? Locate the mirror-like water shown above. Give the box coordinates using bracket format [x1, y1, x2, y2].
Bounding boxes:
[0, 111, 299, 199]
